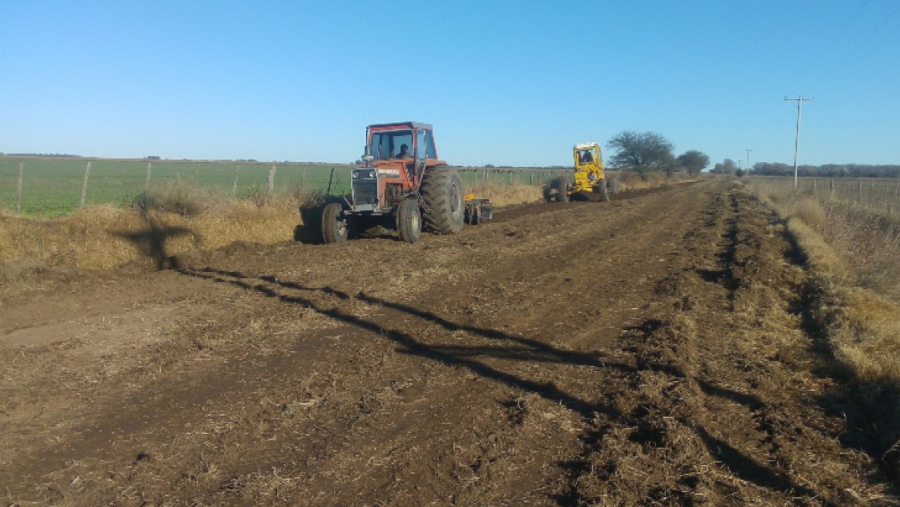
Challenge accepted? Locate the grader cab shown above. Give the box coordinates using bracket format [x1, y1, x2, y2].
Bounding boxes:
[547, 142, 610, 202]
[315, 122, 491, 244]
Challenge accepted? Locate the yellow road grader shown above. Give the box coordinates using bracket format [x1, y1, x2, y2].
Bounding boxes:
[546, 142, 609, 202]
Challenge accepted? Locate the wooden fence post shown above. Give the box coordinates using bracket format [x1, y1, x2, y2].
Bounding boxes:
[232, 165, 240, 198]
[144, 162, 152, 191]
[16, 159, 23, 214]
[80, 161, 92, 207]
[267, 164, 277, 201]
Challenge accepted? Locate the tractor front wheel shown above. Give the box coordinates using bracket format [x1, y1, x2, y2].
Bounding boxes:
[397, 198, 422, 243]
[321, 202, 348, 243]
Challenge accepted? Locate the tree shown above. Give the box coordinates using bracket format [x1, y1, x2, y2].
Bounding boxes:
[711, 158, 737, 175]
[607, 131, 675, 179]
[676, 150, 709, 178]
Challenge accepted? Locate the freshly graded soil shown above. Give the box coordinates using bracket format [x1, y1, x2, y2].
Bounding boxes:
[1, 179, 895, 505]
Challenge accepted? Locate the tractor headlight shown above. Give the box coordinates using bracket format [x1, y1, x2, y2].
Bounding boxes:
[353, 169, 376, 179]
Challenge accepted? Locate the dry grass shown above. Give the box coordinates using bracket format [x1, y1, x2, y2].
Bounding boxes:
[0, 195, 308, 276]
[744, 179, 900, 473]
[751, 180, 900, 301]
[760, 189, 900, 383]
[0, 182, 540, 278]
[792, 197, 826, 228]
[134, 179, 225, 217]
[464, 181, 544, 208]
[613, 170, 687, 191]
[832, 288, 900, 383]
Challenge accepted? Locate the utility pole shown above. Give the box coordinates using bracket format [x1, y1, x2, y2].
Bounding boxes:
[785, 96, 814, 189]
[745, 149, 752, 172]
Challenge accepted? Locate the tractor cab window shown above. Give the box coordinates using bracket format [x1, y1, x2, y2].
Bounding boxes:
[424, 130, 436, 159]
[371, 130, 414, 160]
[579, 150, 594, 164]
[415, 130, 438, 159]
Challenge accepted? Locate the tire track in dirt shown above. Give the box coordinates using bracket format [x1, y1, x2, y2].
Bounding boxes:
[563, 183, 896, 505]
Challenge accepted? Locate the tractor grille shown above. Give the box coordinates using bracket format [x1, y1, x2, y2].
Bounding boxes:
[352, 178, 378, 207]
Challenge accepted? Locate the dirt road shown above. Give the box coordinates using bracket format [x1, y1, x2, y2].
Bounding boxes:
[1, 179, 896, 505]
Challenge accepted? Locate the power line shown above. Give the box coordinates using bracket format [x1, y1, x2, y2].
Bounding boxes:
[785, 96, 814, 188]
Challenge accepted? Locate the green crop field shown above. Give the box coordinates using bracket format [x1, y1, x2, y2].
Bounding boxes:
[0, 157, 562, 216]
[0, 158, 357, 216]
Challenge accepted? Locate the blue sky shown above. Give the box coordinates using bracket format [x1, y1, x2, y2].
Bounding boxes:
[2, 1, 899, 168]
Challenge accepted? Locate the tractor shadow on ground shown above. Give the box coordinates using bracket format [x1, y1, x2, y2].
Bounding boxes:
[174, 265, 860, 503]
[113, 209, 195, 270]
[294, 204, 324, 244]
[177, 266, 626, 424]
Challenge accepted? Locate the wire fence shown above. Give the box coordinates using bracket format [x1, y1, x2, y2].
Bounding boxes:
[748, 175, 900, 218]
[0, 157, 565, 216]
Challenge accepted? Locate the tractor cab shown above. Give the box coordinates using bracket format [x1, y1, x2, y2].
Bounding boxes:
[354, 122, 445, 213]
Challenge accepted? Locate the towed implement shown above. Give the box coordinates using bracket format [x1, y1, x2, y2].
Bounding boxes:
[546, 142, 610, 203]
[315, 122, 491, 244]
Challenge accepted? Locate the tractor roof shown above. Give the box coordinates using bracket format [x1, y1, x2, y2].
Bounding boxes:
[574, 142, 600, 150]
[368, 121, 433, 131]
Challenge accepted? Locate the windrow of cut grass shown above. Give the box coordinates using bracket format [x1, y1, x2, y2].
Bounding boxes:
[743, 179, 900, 481]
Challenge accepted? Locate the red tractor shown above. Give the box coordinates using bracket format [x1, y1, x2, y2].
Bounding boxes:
[318, 121, 491, 244]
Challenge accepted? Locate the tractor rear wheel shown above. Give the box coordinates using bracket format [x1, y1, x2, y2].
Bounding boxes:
[321, 202, 348, 243]
[599, 178, 610, 202]
[421, 168, 464, 234]
[397, 198, 422, 243]
[555, 177, 569, 203]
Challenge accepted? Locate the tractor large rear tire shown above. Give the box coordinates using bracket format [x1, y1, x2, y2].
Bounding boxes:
[397, 198, 422, 243]
[321, 203, 348, 243]
[421, 168, 464, 234]
[555, 177, 570, 203]
[599, 178, 610, 202]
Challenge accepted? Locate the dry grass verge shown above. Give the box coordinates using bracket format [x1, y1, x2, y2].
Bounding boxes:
[745, 181, 900, 482]
[0, 183, 543, 279]
[0, 196, 306, 277]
